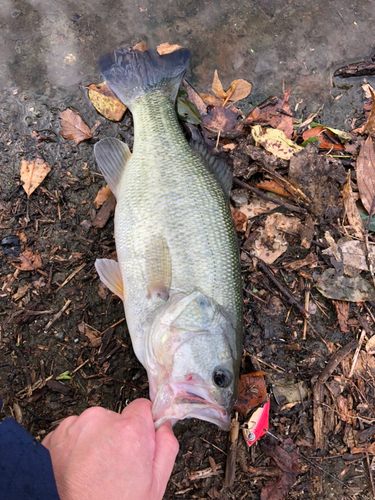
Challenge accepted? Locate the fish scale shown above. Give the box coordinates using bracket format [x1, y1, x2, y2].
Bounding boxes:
[117, 92, 241, 359]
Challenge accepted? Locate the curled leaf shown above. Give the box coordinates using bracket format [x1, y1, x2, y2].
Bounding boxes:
[20, 157, 51, 198]
[211, 70, 252, 103]
[59, 109, 93, 144]
[11, 248, 42, 271]
[88, 82, 126, 121]
[93, 185, 112, 209]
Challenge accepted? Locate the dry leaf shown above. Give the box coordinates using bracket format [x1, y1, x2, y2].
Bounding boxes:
[239, 197, 279, 218]
[78, 322, 102, 347]
[302, 126, 344, 150]
[157, 42, 182, 55]
[182, 80, 207, 117]
[365, 334, 375, 354]
[361, 83, 375, 99]
[212, 70, 226, 99]
[203, 104, 240, 134]
[20, 157, 51, 198]
[88, 82, 126, 122]
[211, 71, 251, 103]
[342, 173, 363, 240]
[231, 210, 247, 231]
[233, 372, 267, 416]
[252, 125, 302, 160]
[364, 87, 375, 135]
[254, 180, 291, 198]
[200, 93, 225, 107]
[244, 90, 293, 139]
[11, 248, 42, 271]
[356, 135, 375, 213]
[59, 109, 93, 144]
[133, 40, 148, 51]
[93, 185, 112, 209]
[316, 268, 375, 302]
[249, 213, 301, 264]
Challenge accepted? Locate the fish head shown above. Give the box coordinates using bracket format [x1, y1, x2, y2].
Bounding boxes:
[145, 290, 238, 431]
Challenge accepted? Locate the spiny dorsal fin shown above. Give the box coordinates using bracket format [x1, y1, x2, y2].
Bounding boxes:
[94, 138, 131, 198]
[190, 139, 232, 197]
[95, 258, 125, 300]
[145, 236, 172, 301]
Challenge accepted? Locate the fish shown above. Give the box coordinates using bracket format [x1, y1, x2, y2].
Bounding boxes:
[94, 46, 243, 430]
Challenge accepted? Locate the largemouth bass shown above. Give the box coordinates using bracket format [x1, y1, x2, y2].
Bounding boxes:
[94, 46, 243, 430]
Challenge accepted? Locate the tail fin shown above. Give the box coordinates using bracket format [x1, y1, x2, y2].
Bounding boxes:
[98, 47, 191, 108]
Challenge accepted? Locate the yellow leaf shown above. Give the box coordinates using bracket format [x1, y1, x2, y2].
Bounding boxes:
[88, 82, 126, 122]
[200, 93, 224, 107]
[252, 125, 302, 160]
[156, 42, 182, 55]
[20, 157, 51, 197]
[212, 70, 227, 99]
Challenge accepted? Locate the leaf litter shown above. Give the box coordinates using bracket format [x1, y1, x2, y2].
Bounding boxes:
[2, 40, 375, 500]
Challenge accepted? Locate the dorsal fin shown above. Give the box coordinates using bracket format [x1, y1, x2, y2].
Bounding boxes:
[94, 138, 131, 198]
[190, 140, 232, 197]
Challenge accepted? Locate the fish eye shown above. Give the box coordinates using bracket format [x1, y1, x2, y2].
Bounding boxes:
[213, 368, 232, 388]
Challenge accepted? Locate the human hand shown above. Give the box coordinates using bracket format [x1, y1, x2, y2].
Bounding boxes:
[42, 398, 179, 500]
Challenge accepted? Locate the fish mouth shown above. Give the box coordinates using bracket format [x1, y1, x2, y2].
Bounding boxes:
[152, 381, 231, 431]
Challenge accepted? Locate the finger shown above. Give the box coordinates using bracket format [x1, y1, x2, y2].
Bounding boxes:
[152, 422, 179, 496]
[121, 398, 154, 427]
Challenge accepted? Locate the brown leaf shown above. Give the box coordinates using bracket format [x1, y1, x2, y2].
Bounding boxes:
[233, 372, 267, 416]
[302, 126, 344, 150]
[78, 322, 102, 347]
[92, 193, 116, 228]
[11, 248, 42, 271]
[244, 90, 293, 139]
[93, 185, 112, 209]
[203, 105, 240, 135]
[254, 180, 291, 198]
[356, 135, 375, 213]
[229, 79, 252, 103]
[231, 210, 247, 231]
[20, 157, 51, 197]
[88, 82, 126, 122]
[200, 93, 225, 107]
[364, 87, 375, 135]
[212, 70, 226, 99]
[182, 80, 207, 117]
[59, 109, 93, 144]
[156, 42, 182, 55]
[260, 439, 298, 500]
[342, 173, 363, 240]
[132, 40, 148, 51]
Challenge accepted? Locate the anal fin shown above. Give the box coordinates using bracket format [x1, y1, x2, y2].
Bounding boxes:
[95, 258, 125, 300]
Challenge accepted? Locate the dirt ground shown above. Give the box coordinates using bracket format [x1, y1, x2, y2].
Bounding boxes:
[1, 75, 375, 500]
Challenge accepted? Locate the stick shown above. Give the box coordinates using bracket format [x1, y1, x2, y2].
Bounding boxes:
[44, 299, 72, 332]
[366, 452, 375, 500]
[54, 263, 86, 293]
[303, 282, 311, 339]
[255, 258, 309, 318]
[318, 339, 358, 383]
[224, 413, 239, 488]
[348, 330, 366, 378]
[233, 177, 307, 215]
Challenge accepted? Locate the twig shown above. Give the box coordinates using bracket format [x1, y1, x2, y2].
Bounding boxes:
[200, 437, 227, 455]
[54, 263, 86, 293]
[225, 413, 240, 488]
[189, 464, 223, 481]
[366, 452, 375, 499]
[233, 177, 307, 215]
[250, 355, 285, 373]
[303, 282, 311, 339]
[44, 299, 72, 332]
[364, 303, 375, 326]
[255, 257, 309, 318]
[348, 330, 366, 378]
[318, 339, 358, 383]
[365, 196, 375, 289]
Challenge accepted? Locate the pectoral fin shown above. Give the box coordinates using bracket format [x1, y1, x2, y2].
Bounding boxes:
[94, 138, 131, 198]
[146, 236, 172, 301]
[95, 258, 125, 300]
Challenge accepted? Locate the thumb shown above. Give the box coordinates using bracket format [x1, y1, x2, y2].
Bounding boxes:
[153, 421, 179, 498]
